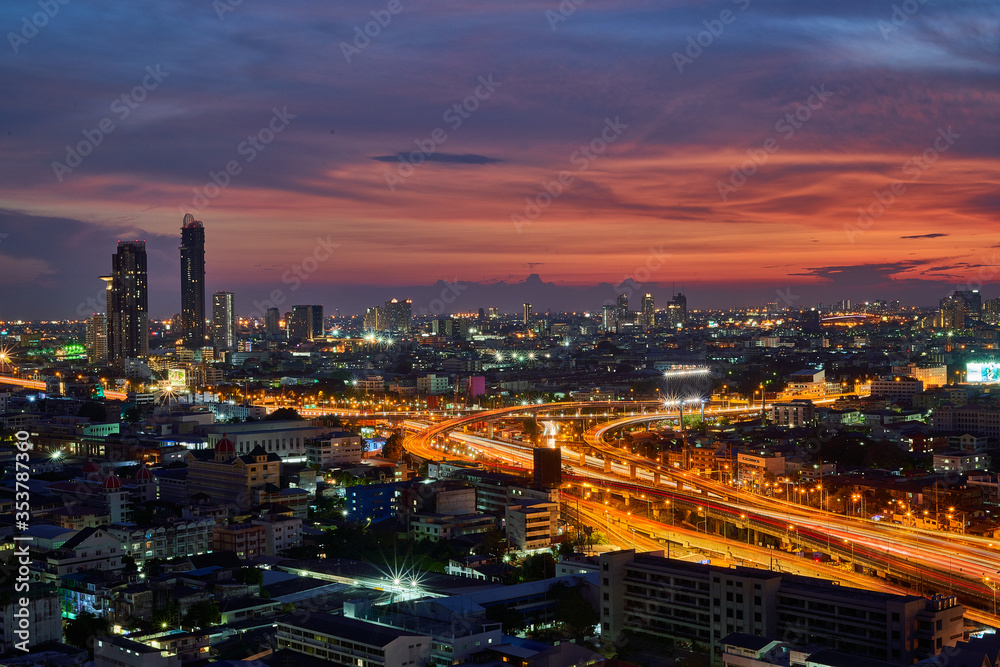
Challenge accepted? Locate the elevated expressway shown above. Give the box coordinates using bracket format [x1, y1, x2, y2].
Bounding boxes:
[403, 404, 1000, 626]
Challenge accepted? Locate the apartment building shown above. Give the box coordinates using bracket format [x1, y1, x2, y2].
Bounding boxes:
[600, 550, 964, 666]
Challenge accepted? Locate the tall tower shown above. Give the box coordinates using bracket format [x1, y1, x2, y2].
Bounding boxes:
[265, 307, 280, 338]
[212, 291, 236, 351]
[523, 303, 533, 326]
[642, 294, 655, 330]
[106, 241, 148, 362]
[616, 293, 629, 331]
[180, 214, 206, 348]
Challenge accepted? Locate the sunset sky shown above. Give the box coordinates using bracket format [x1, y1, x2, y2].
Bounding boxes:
[2, 0, 998, 318]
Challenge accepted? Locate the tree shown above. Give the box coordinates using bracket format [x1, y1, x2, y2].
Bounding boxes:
[121, 405, 144, 424]
[521, 418, 539, 443]
[485, 604, 528, 634]
[518, 553, 556, 582]
[551, 581, 599, 637]
[182, 600, 221, 629]
[266, 407, 301, 421]
[235, 566, 264, 586]
[478, 528, 506, 559]
[78, 401, 106, 422]
[65, 611, 110, 657]
[557, 540, 576, 557]
[121, 554, 137, 573]
[382, 432, 405, 461]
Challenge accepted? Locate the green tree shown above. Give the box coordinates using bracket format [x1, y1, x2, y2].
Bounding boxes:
[182, 600, 221, 629]
[551, 581, 599, 637]
[521, 418, 539, 443]
[518, 553, 555, 582]
[382, 432, 405, 461]
[478, 528, 507, 559]
[65, 611, 110, 657]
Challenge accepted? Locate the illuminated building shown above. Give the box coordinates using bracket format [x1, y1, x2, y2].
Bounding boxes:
[179, 214, 206, 347]
[938, 294, 967, 329]
[185, 436, 280, 511]
[523, 302, 533, 326]
[105, 240, 148, 362]
[211, 290, 236, 351]
[667, 292, 688, 328]
[85, 313, 107, 362]
[642, 293, 655, 329]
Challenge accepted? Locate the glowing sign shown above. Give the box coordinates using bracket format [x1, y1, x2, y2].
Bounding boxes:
[967, 362, 1000, 383]
[168, 369, 186, 388]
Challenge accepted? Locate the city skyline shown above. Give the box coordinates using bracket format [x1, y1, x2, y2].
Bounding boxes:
[1, 1, 998, 319]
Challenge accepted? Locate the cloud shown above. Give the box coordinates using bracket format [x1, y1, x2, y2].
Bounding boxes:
[901, 233, 949, 239]
[370, 153, 504, 165]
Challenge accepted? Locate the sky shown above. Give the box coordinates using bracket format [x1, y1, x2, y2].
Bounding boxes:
[1, 0, 998, 319]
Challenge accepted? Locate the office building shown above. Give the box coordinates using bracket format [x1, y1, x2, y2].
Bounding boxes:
[289, 304, 322, 341]
[95, 635, 180, 667]
[939, 294, 967, 329]
[384, 298, 412, 333]
[0, 585, 60, 653]
[306, 430, 364, 468]
[616, 293, 629, 329]
[642, 293, 655, 329]
[506, 500, 558, 551]
[211, 290, 236, 351]
[277, 613, 431, 667]
[265, 307, 280, 337]
[179, 214, 206, 347]
[186, 438, 280, 511]
[768, 400, 815, 428]
[532, 447, 562, 488]
[984, 297, 1000, 325]
[523, 302, 533, 326]
[953, 289, 981, 320]
[600, 550, 964, 665]
[668, 292, 688, 328]
[105, 240, 148, 361]
[85, 312, 108, 363]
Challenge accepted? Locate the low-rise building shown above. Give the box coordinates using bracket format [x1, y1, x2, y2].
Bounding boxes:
[306, 430, 364, 468]
[95, 635, 180, 667]
[276, 612, 432, 667]
[506, 500, 559, 552]
[212, 523, 266, 559]
[251, 514, 302, 556]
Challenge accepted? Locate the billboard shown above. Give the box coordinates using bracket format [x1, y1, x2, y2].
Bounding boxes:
[967, 362, 1000, 383]
[168, 368, 187, 389]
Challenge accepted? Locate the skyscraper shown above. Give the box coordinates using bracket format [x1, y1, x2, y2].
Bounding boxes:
[265, 307, 280, 337]
[311, 304, 324, 339]
[105, 240, 148, 362]
[523, 303, 533, 326]
[667, 292, 687, 328]
[642, 293, 655, 329]
[289, 305, 323, 341]
[179, 213, 206, 347]
[85, 313, 107, 363]
[212, 291, 236, 351]
[615, 293, 629, 330]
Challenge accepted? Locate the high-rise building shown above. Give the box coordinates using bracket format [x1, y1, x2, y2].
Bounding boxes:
[265, 307, 280, 337]
[179, 214, 206, 347]
[289, 305, 322, 341]
[311, 304, 324, 339]
[953, 289, 981, 320]
[984, 297, 1000, 325]
[642, 293, 655, 329]
[383, 298, 411, 333]
[615, 293, 629, 329]
[523, 303, 533, 326]
[105, 240, 148, 362]
[939, 294, 967, 329]
[85, 313, 108, 363]
[212, 291, 236, 351]
[667, 292, 688, 328]
[364, 305, 383, 331]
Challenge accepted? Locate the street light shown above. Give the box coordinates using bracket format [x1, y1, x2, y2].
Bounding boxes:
[985, 575, 999, 617]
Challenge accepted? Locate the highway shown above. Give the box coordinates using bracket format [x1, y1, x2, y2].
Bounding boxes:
[402, 404, 1000, 624]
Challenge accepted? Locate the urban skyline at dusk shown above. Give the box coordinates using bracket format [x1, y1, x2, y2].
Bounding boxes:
[2, 0, 998, 318]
